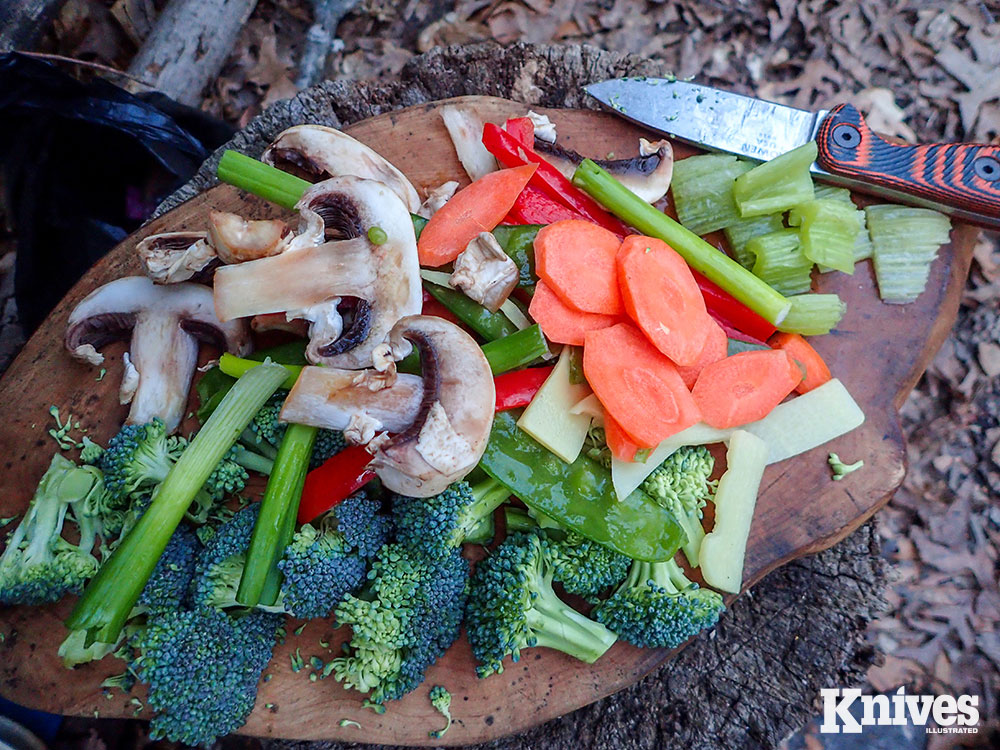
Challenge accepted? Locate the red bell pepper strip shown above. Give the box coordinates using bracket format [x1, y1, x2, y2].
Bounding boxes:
[482, 123, 627, 235]
[504, 117, 534, 146]
[494, 366, 555, 411]
[694, 272, 776, 342]
[297, 445, 376, 523]
[713, 317, 769, 347]
[506, 185, 587, 225]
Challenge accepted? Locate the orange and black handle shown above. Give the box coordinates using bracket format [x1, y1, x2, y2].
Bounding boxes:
[816, 103, 1000, 226]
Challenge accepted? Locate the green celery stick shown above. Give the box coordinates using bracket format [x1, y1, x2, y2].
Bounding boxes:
[733, 141, 817, 217]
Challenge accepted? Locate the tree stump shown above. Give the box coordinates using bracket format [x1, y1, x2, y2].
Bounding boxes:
[158, 42, 888, 750]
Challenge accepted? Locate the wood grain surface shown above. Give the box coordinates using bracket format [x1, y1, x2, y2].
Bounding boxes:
[0, 96, 978, 745]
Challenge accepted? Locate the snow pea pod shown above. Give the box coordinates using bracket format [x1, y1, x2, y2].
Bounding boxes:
[480, 411, 684, 561]
[492, 224, 541, 294]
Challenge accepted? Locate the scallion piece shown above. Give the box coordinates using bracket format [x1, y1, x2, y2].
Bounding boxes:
[746, 229, 813, 295]
[572, 159, 792, 325]
[779, 293, 846, 336]
[670, 154, 753, 235]
[219, 352, 301, 389]
[733, 141, 817, 217]
[866, 204, 951, 303]
[64, 361, 289, 643]
[217, 150, 311, 210]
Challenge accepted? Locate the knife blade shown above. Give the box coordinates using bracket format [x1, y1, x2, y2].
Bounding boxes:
[585, 78, 1000, 230]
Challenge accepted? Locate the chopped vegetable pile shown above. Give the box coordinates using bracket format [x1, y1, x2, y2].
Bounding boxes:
[3, 104, 945, 743]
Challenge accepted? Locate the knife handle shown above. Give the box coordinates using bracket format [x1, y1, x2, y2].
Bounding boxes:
[816, 103, 1000, 219]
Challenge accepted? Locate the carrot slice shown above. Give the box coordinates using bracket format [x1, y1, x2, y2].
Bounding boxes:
[617, 235, 713, 367]
[583, 322, 701, 448]
[605, 413, 641, 463]
[534, 219, 624, 315]
[529, 280, 621, 346]
[767, 332, 831, 394]
[418, 164, 537, 266]
[675, 317, 728, 389]
[690, 349, 801, 429]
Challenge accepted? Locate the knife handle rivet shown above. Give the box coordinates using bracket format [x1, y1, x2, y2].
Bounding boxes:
[832, 123, 861, 149]
[973, 156, 1000, 183]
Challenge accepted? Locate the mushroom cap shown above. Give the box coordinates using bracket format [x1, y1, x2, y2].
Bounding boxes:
[135, 231, 219, 284]
[262, 124, 421, 213]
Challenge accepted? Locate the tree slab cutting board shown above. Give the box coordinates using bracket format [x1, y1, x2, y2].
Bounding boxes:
[0, 96, 978, 745]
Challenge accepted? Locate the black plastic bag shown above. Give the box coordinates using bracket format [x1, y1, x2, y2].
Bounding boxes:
[0, 53, 235, 332]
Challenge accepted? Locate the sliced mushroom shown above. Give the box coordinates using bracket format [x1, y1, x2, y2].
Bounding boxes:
[262, 125, 421, 213]
[213, 176, 422, 369]
[280, 367, 425, 445]
[532, 138, 674, 203]
[65, 276, 251, 433]
[208, 212, 292, 264]
[251, 313, 309, 337]
[441, 105, 496, 181]
[526, 110, 557, 143]
[370, 315, 495, 497]
[136, 232, 219, 284]
[449, 232, 519, 312]
[416, 181, 459, 219]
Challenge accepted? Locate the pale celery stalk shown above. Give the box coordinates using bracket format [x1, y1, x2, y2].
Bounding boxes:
[746, 229, 813, 295]
[724, 213, 786, 269]
[788, 199, 861, 274]
[812, 184, 873, 264]
[65, 361, 289, 643]
[670, 154, 753, 235]
[866, 204, 952, 304]
[779, 293, 846, 335]
[573, 160, 792, 326]
[733, 141, 817, 217]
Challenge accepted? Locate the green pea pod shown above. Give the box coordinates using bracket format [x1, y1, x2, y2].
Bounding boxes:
[492, 224, 541, 294]
[410, 214, 428, 239]
[480, 412, 685, 561]
[397, 324, 550, 376]
[423, 281, 518, 341]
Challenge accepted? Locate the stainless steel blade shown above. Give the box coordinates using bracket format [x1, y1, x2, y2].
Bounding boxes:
[584, 78, 827, 163]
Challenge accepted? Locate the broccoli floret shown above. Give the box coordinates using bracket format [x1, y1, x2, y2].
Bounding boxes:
[392, 479, 509, 558]
[465, 532, 617, 678]
[188, 504, 260, 610]
[334, 492, 392, 559]
[428, 685, 452, 739]
[310, 429, 347, 469]
[138, 524, 201, 614]
[829, 453, 864, 480]
[330, 544, 468, 704]
[98, 419, 186, 507]
[129, 606, 283, 746]
[0, 453, 104, 605]
[541, 531, 631, 602]
[640, 446, 716, 568]
[276, 513, 367, 620]
[247, 393, 287, 451]
[594, 557, 724, 649]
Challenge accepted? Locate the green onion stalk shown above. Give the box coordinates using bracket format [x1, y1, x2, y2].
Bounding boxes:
[65, 361, 289, 644]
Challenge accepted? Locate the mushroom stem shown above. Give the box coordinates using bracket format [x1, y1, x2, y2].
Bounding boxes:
[127, 314, 200, 432]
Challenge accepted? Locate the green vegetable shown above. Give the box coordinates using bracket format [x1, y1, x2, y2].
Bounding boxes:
[594, 556, 724, 648]
[65, 361, 288, 644]
[492, 224, 541, 293]
[779, 293, 846, 336]
[828, 453, 864, 480]
[813, 184, 872, 263]
[480, 411, 685, 562]
[566, 346, 585, 385]
[670, 153, 753, 235]
[573, 159, 792, 326]
[724, 213, 785, 269]
[367, 226, 388, 245]
[788, 199, 860, 274]
[732, 141, 817, 217]
[422, 278, 518, 340]
[218, 150, 311, 209]
[726, 338, 771, 356]
[640, 446, 717, 568]
[481, 324, 550, 374]
[465, 532, 618, 676]
[428, 686, 453, 739]
[0, 453, 103, 605]
[219, 352, 301, 389]
[339, 719, 362, 729]
[517, 347, 592, 463]
[699, 429, 769, 593]
[866, 204, 951, 303]
[746, 228, 813, 295]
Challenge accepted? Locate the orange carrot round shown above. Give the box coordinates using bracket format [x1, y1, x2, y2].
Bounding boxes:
[617, 235, 713, 367]
[767, 332, 831, 394]
[675, 317, 728, 389]
[691, 349, 801, 429]
[417, 164, 536, 266]
[604, 413, 641, 463]
[534, 219, 624, 315]
[529, 280, 621, 346]
[583, 322, 701, 448]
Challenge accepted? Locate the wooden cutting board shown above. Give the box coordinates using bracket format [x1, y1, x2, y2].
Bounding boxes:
[0, 96, 977, 745]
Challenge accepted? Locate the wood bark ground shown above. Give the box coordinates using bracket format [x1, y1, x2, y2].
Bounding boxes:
[0, 0, 63, 51]
[155, 42, 890, 750]
[127, 0, 258, 106]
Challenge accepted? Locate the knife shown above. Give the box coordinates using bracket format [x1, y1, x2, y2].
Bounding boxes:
[584, 78, 1000, 230]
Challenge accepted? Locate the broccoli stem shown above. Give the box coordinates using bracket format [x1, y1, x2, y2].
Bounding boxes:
[236, 423, 317, 607]
[524, 582, 618, 664]
[231, 445, 274, 475]
[632, 558, 692, 596]
[454, 478, 510, 546]
[65, 362, 289, 644]
[503, 507, 537, 534]
[239, 428, 279, 461]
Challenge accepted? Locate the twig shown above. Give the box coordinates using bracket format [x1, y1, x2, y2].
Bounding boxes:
[295, 0, 361, 89]
[15, 51, 158, 91]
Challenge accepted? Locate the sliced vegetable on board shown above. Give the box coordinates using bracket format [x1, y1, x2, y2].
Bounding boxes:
[746, 229, 813, 296]
[788, 199, 860, 274]
[866, 204, 952, 304]
[670, 153, 753, 235]
[517, 348, 593, 464]
[732, 141, 817, 218]
[768, 332, 832, 394]
[528, 280, 621, 346]
[778, 293, 847, 336]
[724, 213, 785, 269]
[675, 318, 728, 389]
[691, 349, 801, 430]
[534, 219, 624, 315]
[494, 366, 554, 412]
